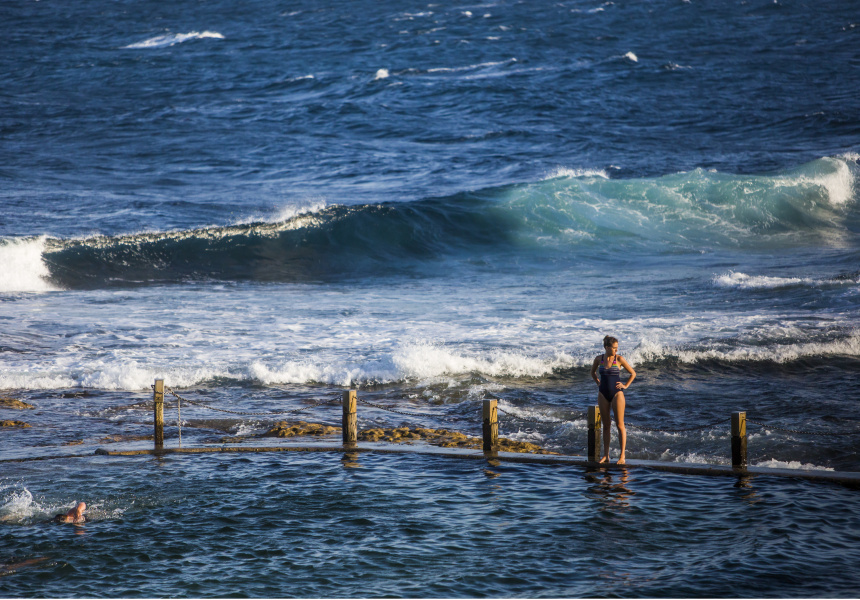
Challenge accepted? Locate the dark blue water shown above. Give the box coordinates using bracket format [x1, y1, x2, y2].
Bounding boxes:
[3, 453, 860, 598]
[2, 0, 860, 596]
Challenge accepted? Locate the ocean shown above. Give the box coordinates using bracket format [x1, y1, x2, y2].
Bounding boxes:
[2, 0, 860, 596]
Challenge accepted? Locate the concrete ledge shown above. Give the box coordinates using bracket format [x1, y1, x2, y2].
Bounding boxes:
[80, 442, 860, 488]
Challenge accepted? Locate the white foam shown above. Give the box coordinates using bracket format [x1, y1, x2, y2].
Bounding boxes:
[426, 58, 515, 74]
[807, 158, 855, 206]
[0, 486, 70, 524]
[669, 452, 730, 466]
[545, 167, 610, 180]
[713, 271, 815, 289]
[247, 344, 573, 387]
[776, 157, 856, 207]
[0, 237, 60, 293]
[633, 332, 860, 365]
[714, 270, 858, 289]
[396, 11, 433, 19]
[753, 458, 834, 471]
[124, 31, 225, 49]
[66, 202, 333, 252]
[374, 68, 390, 81]
[624, 51, 638, 62]
[231, 199, 328, 226]
[0, 487, 36, 523]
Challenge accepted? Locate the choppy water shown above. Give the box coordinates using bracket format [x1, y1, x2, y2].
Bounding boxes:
[3, 453, 860, 598]
[2, 0, 860, 596]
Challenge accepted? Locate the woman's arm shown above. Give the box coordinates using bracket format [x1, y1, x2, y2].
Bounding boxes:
[618, 356, 636, 389]
[590, 356, 601, 385]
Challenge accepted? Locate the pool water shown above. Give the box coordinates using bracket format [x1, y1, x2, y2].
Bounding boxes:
[2, 452, 859, 597]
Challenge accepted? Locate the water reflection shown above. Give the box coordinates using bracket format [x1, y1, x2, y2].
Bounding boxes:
[484, 458, 501, 479]
[0, 557, 50, 577]
[733, 474, 761, 505]
[584, 467, 636, 511]
[340, 451, 361, 469]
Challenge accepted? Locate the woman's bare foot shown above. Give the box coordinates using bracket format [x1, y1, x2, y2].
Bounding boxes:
[598, 456, 609, 464]
[616, 456, 626, 465]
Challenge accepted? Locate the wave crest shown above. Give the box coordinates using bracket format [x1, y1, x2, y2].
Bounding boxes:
[124, 31, 225, 49]
[0, 237, 61, 293]
[7, 156, 857, 290]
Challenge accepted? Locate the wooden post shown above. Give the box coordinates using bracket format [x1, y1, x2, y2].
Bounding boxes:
[153, 379, 164, 450]
[342, 390, 357, 445]
[482, 399, 498, 452]
[587, 405, 601, 462]
[732, 411, 747, 468]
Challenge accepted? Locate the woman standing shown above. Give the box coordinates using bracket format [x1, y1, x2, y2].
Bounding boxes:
[590, 336, 636, 464]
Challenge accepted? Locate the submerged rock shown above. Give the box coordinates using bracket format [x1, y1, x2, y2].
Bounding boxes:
[264, 420, 341, 438]
[0, 397, 35, 410]
[358, 426, 555, 455]
[255, 421, 554, 455]
[1, 420, 31, 428]
[99, 434, 153, 443]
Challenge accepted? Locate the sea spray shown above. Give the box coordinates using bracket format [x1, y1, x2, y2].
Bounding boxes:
[0, 237, 60, 293]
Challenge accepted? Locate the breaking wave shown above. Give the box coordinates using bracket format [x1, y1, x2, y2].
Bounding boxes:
[2, 329, 858, 392]
[3, 157, 856, 291]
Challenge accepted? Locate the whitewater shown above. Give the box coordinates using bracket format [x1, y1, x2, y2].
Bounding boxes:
[2, 0, 860, 597]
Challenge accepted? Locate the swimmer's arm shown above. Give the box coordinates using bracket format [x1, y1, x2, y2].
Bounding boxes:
[590, 356, 601, 385]
[618, 356, 636, 389]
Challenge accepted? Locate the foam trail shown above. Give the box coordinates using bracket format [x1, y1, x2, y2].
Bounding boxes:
[0, 237, 60, 293]
[124, 31, 225, 49]
[545, 167, 609, 180]
[426, 59, 516, 73]
[713, 272, 815, 289]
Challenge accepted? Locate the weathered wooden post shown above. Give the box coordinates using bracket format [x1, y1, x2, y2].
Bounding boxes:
[482, 399, 498, 452]
[587, 405, 601, 462]
[153, 378, 164, 450]
[732, 411, 747, 468]
[342, 390, 357, 445]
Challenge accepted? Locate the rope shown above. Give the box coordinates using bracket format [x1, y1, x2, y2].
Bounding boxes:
[164, 387, 340, 416]
[748, 420, 860, 437]
[356, 397, 455, 420]
[146, 385, 860, 438]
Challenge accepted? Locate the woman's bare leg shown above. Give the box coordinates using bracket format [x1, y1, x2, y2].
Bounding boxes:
[613, 392, 626, 464]
[597, 393, 611, 463]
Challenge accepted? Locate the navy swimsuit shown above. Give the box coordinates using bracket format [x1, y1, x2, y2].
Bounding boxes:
[598, 355, 622, 402]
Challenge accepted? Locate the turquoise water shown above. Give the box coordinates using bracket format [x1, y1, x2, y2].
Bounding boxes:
[2, 452, 860, 597]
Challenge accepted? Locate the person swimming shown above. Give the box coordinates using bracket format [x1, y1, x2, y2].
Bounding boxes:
[54, 502, 86, 524]
[590, 336, 636, 465]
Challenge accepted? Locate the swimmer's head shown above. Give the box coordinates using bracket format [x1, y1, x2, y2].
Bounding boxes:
[603, 335, 619, 350]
